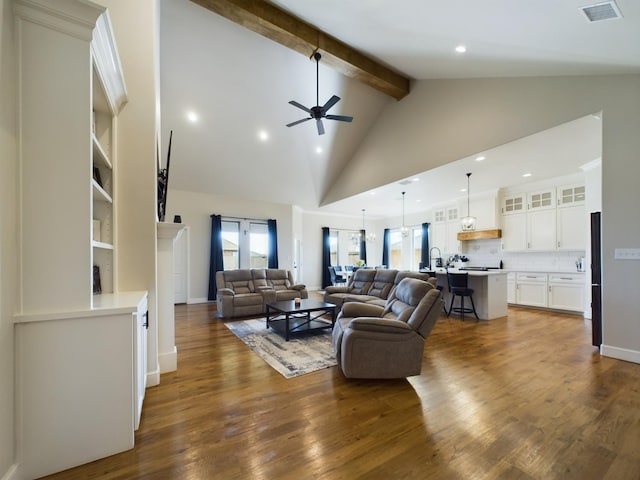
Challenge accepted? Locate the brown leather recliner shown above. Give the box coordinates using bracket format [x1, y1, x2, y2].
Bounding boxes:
[332, 277, 443, 379]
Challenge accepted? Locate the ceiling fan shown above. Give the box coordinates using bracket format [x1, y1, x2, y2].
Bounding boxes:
[286, 51, 354, 135]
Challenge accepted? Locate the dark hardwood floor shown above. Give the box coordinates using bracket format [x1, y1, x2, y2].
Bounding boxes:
[42, 297, 640, 479]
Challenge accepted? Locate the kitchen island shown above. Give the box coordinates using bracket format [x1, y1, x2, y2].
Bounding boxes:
[426, 268, 508, 320]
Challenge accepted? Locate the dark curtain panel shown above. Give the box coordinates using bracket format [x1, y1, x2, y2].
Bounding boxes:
[421, 222, 430, 269]
[267, 219, 278, 268]
[382, 228, 390, 268]
[360, 229, 367, 265]
[207, 214, 224, 301]
[321, 227, 331, 289]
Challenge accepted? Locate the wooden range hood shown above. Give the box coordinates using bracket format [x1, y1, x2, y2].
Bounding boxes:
[457, 229, 502, 241]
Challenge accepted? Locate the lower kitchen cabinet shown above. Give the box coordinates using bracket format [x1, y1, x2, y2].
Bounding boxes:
[548, 274, 585, 312]
[507, 272, 516, 303]
[515, 272, 548, 307]
[508, 271, 585, 314]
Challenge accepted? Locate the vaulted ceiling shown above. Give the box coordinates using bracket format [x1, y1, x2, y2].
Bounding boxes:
[160, 0, 640, 217]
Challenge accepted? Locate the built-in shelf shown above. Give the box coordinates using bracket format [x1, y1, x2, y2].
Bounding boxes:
[92, 240, 114, 250]
[457, 229, 502, 241]
[92, 179, 112, 203]
[92, 133, 112, 169]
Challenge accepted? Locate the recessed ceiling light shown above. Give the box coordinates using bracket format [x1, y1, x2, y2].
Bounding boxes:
[186, 111, 199, 123]
[455, 45, 467, 53]
[412, 178, 420, 182]
[461, 188, 467, 192]
[258, 130, 269, 141]
[315, 146, 323, 154]
[475, 156, 486, 162]
[522, 173, 532, 178]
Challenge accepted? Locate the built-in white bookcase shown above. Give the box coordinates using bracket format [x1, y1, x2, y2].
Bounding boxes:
[13, 2, 148, 478]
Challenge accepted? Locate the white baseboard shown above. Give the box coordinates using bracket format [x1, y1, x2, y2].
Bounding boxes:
[187, 297, 210, 304]
[1, 463, 20, 480]
[146, 368, 160, 387]
[159, 347, 177, 373]
[601, 344, 640, 364]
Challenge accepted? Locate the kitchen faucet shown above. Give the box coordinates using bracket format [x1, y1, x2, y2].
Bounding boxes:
[429, 247, 442, 269]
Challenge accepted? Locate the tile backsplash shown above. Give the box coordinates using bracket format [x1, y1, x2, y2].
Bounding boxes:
[460, 238, 585, 272]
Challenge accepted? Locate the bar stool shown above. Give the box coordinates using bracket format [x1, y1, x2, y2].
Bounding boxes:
[446, 272, 479, 321]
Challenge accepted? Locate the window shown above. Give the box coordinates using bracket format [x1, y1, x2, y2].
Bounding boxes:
[329, 230, 338, 266]
[249, 222, 268, 268]
[388, 229, 403, 269]
[347, 231, 361, 265]
[221, 220, 240, 270]
[221, 218, 270, 270]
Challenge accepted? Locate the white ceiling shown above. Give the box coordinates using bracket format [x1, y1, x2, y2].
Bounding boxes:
[159, 0, 637, 218]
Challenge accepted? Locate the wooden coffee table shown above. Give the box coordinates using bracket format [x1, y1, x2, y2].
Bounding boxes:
[266, 299, 336, 341]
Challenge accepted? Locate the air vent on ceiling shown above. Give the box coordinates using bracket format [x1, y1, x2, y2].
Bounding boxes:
[398, 179, 413, 186]
[581, 1, 623, 22]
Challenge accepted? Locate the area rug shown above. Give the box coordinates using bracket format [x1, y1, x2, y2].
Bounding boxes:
[224, 318, 337, 378]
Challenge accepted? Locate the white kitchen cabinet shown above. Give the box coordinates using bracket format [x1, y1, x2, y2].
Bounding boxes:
[557, 184, 585, 207]
[548, 274, 585, 312]
[431, 206, 460, 255]
[501, 193, 526, 214]
[515, 273, 548, 307]
[556, 205, 586, 250]
[527, 208, 557, 250]
[501, 213, 527, 251]
[501, 183, 586, 252]
[507, 272, 516, 303]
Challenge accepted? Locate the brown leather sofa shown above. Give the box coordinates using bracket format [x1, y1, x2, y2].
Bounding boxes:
[324, 268, 432, 309]
[215, 269, 308, 318]
[332, 277, 443, 379]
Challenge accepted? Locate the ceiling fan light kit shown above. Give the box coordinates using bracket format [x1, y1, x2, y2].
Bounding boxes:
[286, 51, 354, 135]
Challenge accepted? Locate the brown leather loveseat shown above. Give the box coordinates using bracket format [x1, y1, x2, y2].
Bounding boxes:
[324, 268, 432, 309]
[216, 269, 307, 318]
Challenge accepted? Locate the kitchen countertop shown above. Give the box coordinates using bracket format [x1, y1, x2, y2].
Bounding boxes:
[504, 269, 586, 274]
[422, 268, 507, 276]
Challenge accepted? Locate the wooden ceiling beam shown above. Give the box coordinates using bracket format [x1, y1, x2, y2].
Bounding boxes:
[189, 0, 411, 100]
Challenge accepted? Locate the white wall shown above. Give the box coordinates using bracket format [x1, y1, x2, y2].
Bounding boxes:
[0, 0, 16, 475]
[166, 188, 294, 303]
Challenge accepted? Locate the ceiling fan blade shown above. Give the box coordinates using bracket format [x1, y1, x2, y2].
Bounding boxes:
[289, 100, 311, 113]
[322, 95, 341, 112]
[286, 117, 312, 127]
[316, 119, 325, 135]
[326, 114, 354, 123]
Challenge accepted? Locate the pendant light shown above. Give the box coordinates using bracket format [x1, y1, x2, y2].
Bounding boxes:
[401, 191, 409, 237]
[362, 209, 376, 242]
[461, 172, 477, 231]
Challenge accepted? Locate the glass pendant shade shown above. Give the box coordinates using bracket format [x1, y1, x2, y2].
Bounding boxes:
[461, 172, 476, 231]
[461, 215, 477, 231]
[362, 209, 376, 243]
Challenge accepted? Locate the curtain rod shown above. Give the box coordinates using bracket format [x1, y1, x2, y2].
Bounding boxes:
[222, 215, 270, 223]
[328, 227, 365, 232]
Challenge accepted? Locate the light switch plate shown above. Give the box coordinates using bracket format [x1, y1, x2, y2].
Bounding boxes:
[614, 248, 640, 260]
